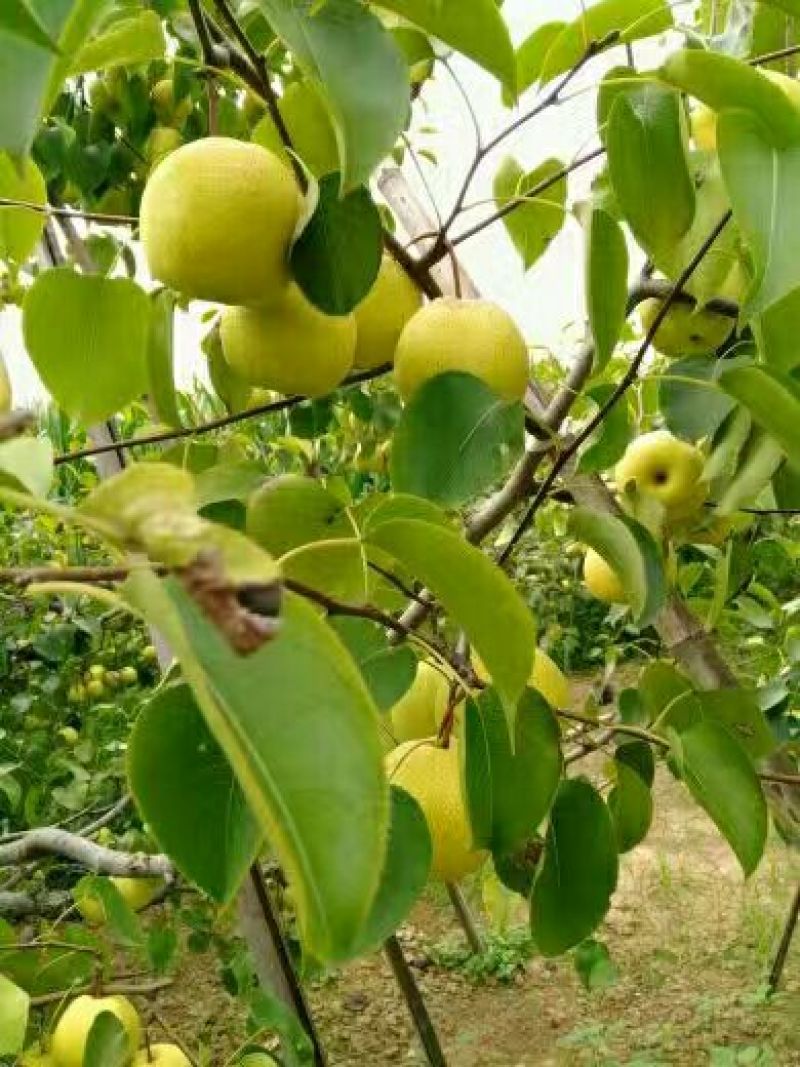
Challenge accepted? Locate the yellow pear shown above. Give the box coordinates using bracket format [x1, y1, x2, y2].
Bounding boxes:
[386, 738, 486, 881]
[220, 285, 355, 396]
[0, 153, 47, 264]
[474, 648, 569, 710]
[691, 70, 800, 152]
[389, 660, 450, 742]
[0, 354, 11, 415]
[76, 876, 164, 925]
[253, 81, 339, 178]
[393, 297, 529, 403]
[51, 995, 140, 1067]
[132, 1043, 192, 1066]
[353, 255, 423, 370]
[583, 549, 626, 605]
[140, 137, 299, 305]
[640, 298, 733, 358]
[20, 1049, 55, 1066]
[150, 79, 192, 127]
[616, 430, 707, 520]
[145, 126, 183, 166]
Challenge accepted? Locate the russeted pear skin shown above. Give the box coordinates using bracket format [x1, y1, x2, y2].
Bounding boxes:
[220, 285, 356, 397]
[140, 137, 299, 306]
[393, 297, 529, 402]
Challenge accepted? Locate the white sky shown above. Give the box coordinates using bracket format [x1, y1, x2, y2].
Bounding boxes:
[0, 0, 669, 407]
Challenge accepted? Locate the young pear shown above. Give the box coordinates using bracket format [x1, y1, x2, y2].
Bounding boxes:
[132, 1043, 192, 1066]
[140, 137, 299, 306]
[583, 549, 627, 605]
[386, 738, 486, 881]
[639, 298, 733, 358]
[616, 431, 707, 520]
[393, 298, 529, 403]
[353, 255, 423, 370]
[51, 995, 140, 1067]
[220, 285, 356, 397]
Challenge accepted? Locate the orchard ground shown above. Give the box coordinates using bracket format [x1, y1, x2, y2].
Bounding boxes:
[151, 682, 800, 1066]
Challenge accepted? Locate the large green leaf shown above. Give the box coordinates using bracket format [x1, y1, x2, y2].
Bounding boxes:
[0, 153, 47, 264]
[328, 617, 416, 712]
[83, 1013, 129, 1067]
[718, 363, 800, 467]
[660, 48, 800, 147]
[0, 0, 103, 156]
[696, 689, 777, 761]
[473, 688, 562, 857]
[376, 0, 516, 92]
[585, 206, 629, 370]
[124, 575, 388, 962]
[515, 21, 567, 97]
[365, 518, 536, 729]
[128, 684, 261, 903]
[389, 371, 524, 506]
[672, 718, 767, 876]
[576, 384, 631, 473]
[0, 937, 93, 996]
[352, 786, 431, 952]
[714, 428, 784, 516]
[0, 1, 58, 51]
[255, 0, 409, 189]
[0, 974, 28, 1056]
[607, 84, 695, 259]
[22, 268, 149, 423]
[290, 173, 382, 314]
[531, 778, 619, 956]
[754, 288, 800, 371]
[568, 507, 666, 627]
[540, 0, 673, 83]
[659, 355, 736, 442]
[68, 9, 165, 75]
[0, 437, 53, 497]
[608, 760, 652, 852]
[493, 156, 567, 272]
[717, 110, 800, 317]
[145, 289, 181, 430]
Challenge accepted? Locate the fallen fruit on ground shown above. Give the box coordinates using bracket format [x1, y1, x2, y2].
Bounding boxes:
[140, 137, 299, 305]
[393, 297, 529, 402]
[386, 738, 486, 881]
[639, 298, 733, 358]
[220, 285, 356, 396]
[51, 995, 140, 1067]
[616, 430, 707, 521]
[389, 660, 450, 742]
[353, 255, 423, 370]
[583, 548, 627, 605]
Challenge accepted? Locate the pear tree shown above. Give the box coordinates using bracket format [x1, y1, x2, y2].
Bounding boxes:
[0, 0, 799, 1063]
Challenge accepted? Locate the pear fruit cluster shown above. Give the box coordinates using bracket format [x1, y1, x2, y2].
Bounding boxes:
[581, 430, 708, 605]
[29, 993, 191, 1067]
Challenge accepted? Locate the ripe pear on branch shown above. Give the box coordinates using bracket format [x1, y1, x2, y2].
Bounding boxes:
[639, 297, 733, 358]
[353, 254, 423, 370]
[50, 995, 140, 1067]
[615, 430, 708, 524]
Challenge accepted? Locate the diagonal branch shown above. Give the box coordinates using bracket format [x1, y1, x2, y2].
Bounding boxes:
[0, 828, 174, 879]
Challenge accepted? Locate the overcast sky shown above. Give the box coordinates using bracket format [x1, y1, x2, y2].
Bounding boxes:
[1, 0, 670, 407]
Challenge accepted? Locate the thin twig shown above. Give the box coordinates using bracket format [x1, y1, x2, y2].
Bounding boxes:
[0, 198, 136, 226]
[30, 978, 173, 1008]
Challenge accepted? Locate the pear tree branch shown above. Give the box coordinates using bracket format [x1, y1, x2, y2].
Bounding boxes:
[0, 828, 174, 879]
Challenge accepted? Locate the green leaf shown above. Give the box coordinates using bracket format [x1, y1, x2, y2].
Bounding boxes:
[672, 718, 768, 876]
[124, 575, 388, 962]
[0, 153, 46, 264]
[774, 458, 800, 509]
[568, 507, 666, 627]
[0, 937, 93, 996]
[475, 688, 562, 857]
[659, 355, 736, 442]
[68, 9, 165, 75]
[365, 518, 536, 729]
[531, 778, 619, 957]
[145, 289, 181, 430]
[247, 474, 366, 603]
[376, 0, 516, 92]
[0, 0, 108, 155]
[0, 437, 53, 497]
[608, 760, 652, 852]
[585, 207, 629, 370]
[515, 21, 566, 97]
[718, 363, 800, 467]
[389, 371, 524, 506]
[717, 110, 800, 317]
[83, 1012, 129, 1067]
[290, 173, 382, 315]
[195, 462, 267, 509]
[462, 698, 493, 849]
[695, 689, 777, 761]
[22, 268, 149, 423]
[0, 1, 58, 51]
[661, 48, 800, 148]
[576, 384, 631, 473]
[0, 974, 28, 1056]
[352, 786, 431, 952]
[493, 156, 567, 272]
[128, 684, 261, 903]
[714, 428, 784, 517]
[255, 0, 409, 190]
[754, 287, 800, 371]
[73, 875, 143, 947]
[638, 661, 695, 729]
[540, 0, 673, 83]
[574, 939, 618, 992]
[328, 618, 416, 712]
[607, 84, 695, 259]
